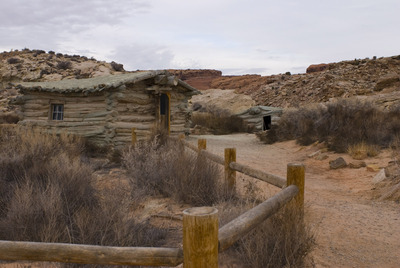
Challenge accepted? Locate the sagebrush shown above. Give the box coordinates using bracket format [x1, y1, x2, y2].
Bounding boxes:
[122, 135, 235, 206]
[218, 199, 315, 268]
[260, 99, 400, 152]
[0, 125, 166, 250]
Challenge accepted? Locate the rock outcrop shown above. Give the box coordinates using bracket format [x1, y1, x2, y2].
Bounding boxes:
[0, 49, 125, 114]
[206, 56, 400, 109]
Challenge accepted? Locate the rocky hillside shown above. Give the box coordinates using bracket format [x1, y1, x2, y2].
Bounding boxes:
[208, 56, 400, 109]
[0, 49, 125, 116]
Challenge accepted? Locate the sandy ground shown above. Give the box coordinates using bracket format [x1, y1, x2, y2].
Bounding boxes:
[186, 134, 400, 268]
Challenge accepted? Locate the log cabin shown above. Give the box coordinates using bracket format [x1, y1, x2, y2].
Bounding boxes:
[13, 70, 200, 149]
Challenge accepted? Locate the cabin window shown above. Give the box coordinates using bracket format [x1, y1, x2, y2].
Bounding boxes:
[263, 115, 271, 130]
[51, 104, 64, 120]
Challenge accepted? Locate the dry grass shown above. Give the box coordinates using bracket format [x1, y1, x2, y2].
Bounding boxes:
[347, 142, 380, 160]
[0, 125, 166, 252]
[122, 135, 235, 206]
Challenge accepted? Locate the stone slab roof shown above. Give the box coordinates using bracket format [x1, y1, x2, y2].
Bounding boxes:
[14, 70, 199, 95]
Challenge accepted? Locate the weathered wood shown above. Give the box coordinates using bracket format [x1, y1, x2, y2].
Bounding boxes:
[111, 122, 154, 130]
[132, 128, 137, 145]
[229, 162, 286, 188]
[167, 76, 179, 86]
[0, 240, 183, 267]
[183, 207, 218, 268]
[200, 150, 225, 165]
[225, 148, 236, 190]
[23, 111, 48, 117]
[198, 139, 206, 150]
[181, 139, 199, 152]
[154, 74, 168, 84]
[218, 185, 299, 251]
[118, 115, 156, 122]
[287, 163, 305, 212]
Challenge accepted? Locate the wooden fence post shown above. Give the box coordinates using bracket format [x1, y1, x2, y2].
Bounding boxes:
[183, 207, 218, 268]
[286, 163, 305, 212]
[225, 148, 236, 191]
[131, 128, 137, 145]
[198, 139, 207, 150]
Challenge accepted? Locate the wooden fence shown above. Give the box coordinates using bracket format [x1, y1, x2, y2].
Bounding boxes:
[0, 135, 305, 267]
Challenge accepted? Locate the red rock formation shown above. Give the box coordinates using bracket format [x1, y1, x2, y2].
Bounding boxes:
[306, 63, 329, 73]
[168, 69, 222, 90]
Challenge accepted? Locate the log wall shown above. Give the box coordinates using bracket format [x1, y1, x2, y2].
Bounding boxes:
[110, 81, 156, 148]
[169, 90, 192, 136]
[19, 92, 108, 145]
[18, 80, 194, 149]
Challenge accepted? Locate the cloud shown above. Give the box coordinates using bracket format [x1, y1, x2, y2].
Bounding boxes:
[0, 0, 150, 28]
[110, 44, 175, 70]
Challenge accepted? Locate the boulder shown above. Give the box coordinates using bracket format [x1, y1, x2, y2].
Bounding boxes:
[348, 161, 367, 169]
[372, 169, 387, 184]
[329, 157, 347, 169]
[366, 164, 380, 172]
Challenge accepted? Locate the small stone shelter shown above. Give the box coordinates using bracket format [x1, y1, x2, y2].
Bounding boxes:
[14, 70, 200, 148]
[236, 106, 283, 132]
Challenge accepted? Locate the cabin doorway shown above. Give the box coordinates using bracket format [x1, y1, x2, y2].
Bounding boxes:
[263, 115, 271, 130]
[160, 93, 170, 132]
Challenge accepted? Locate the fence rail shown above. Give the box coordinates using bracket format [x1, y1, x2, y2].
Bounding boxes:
[218, 184, 298, 251]
[0, 241, 183, 267]
[0, 135, 305, 267]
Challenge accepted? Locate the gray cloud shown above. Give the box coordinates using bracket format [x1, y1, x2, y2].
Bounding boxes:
[0, 0, 150, 28]
[110, 44, 175, 71]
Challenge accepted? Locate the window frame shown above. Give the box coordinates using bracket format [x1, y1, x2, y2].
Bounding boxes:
[50, 104, 64, 121]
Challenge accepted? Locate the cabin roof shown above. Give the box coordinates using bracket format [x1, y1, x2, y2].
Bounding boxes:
[14, 70, 200, 95]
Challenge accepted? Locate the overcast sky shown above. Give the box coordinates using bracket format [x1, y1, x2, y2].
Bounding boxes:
[1, 0, 399, 75]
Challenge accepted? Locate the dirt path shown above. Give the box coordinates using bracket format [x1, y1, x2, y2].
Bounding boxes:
[187, 134, 400, 268]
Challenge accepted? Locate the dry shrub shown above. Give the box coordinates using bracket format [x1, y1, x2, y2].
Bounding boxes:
[218, 199, 315, 268]
[0, 125, 166, 250]
[263, 99, 400, 152]
[235, 207, 315, 268]
[0, 112, 20, 124]
[110, 61, 124, 71]
[56, 60, 72, 70]
[192, 107, 248, 135]
[122, 136, 233, 206]
[347, 142, 380, 160]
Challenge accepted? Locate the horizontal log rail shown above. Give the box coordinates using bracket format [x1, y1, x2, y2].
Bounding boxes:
[0, 241, 183, 267]
[229, 161, 286, 188]
[175, 137, 226, 165]
[218, 184, 299, 251]
[178, 137, 286, 188]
